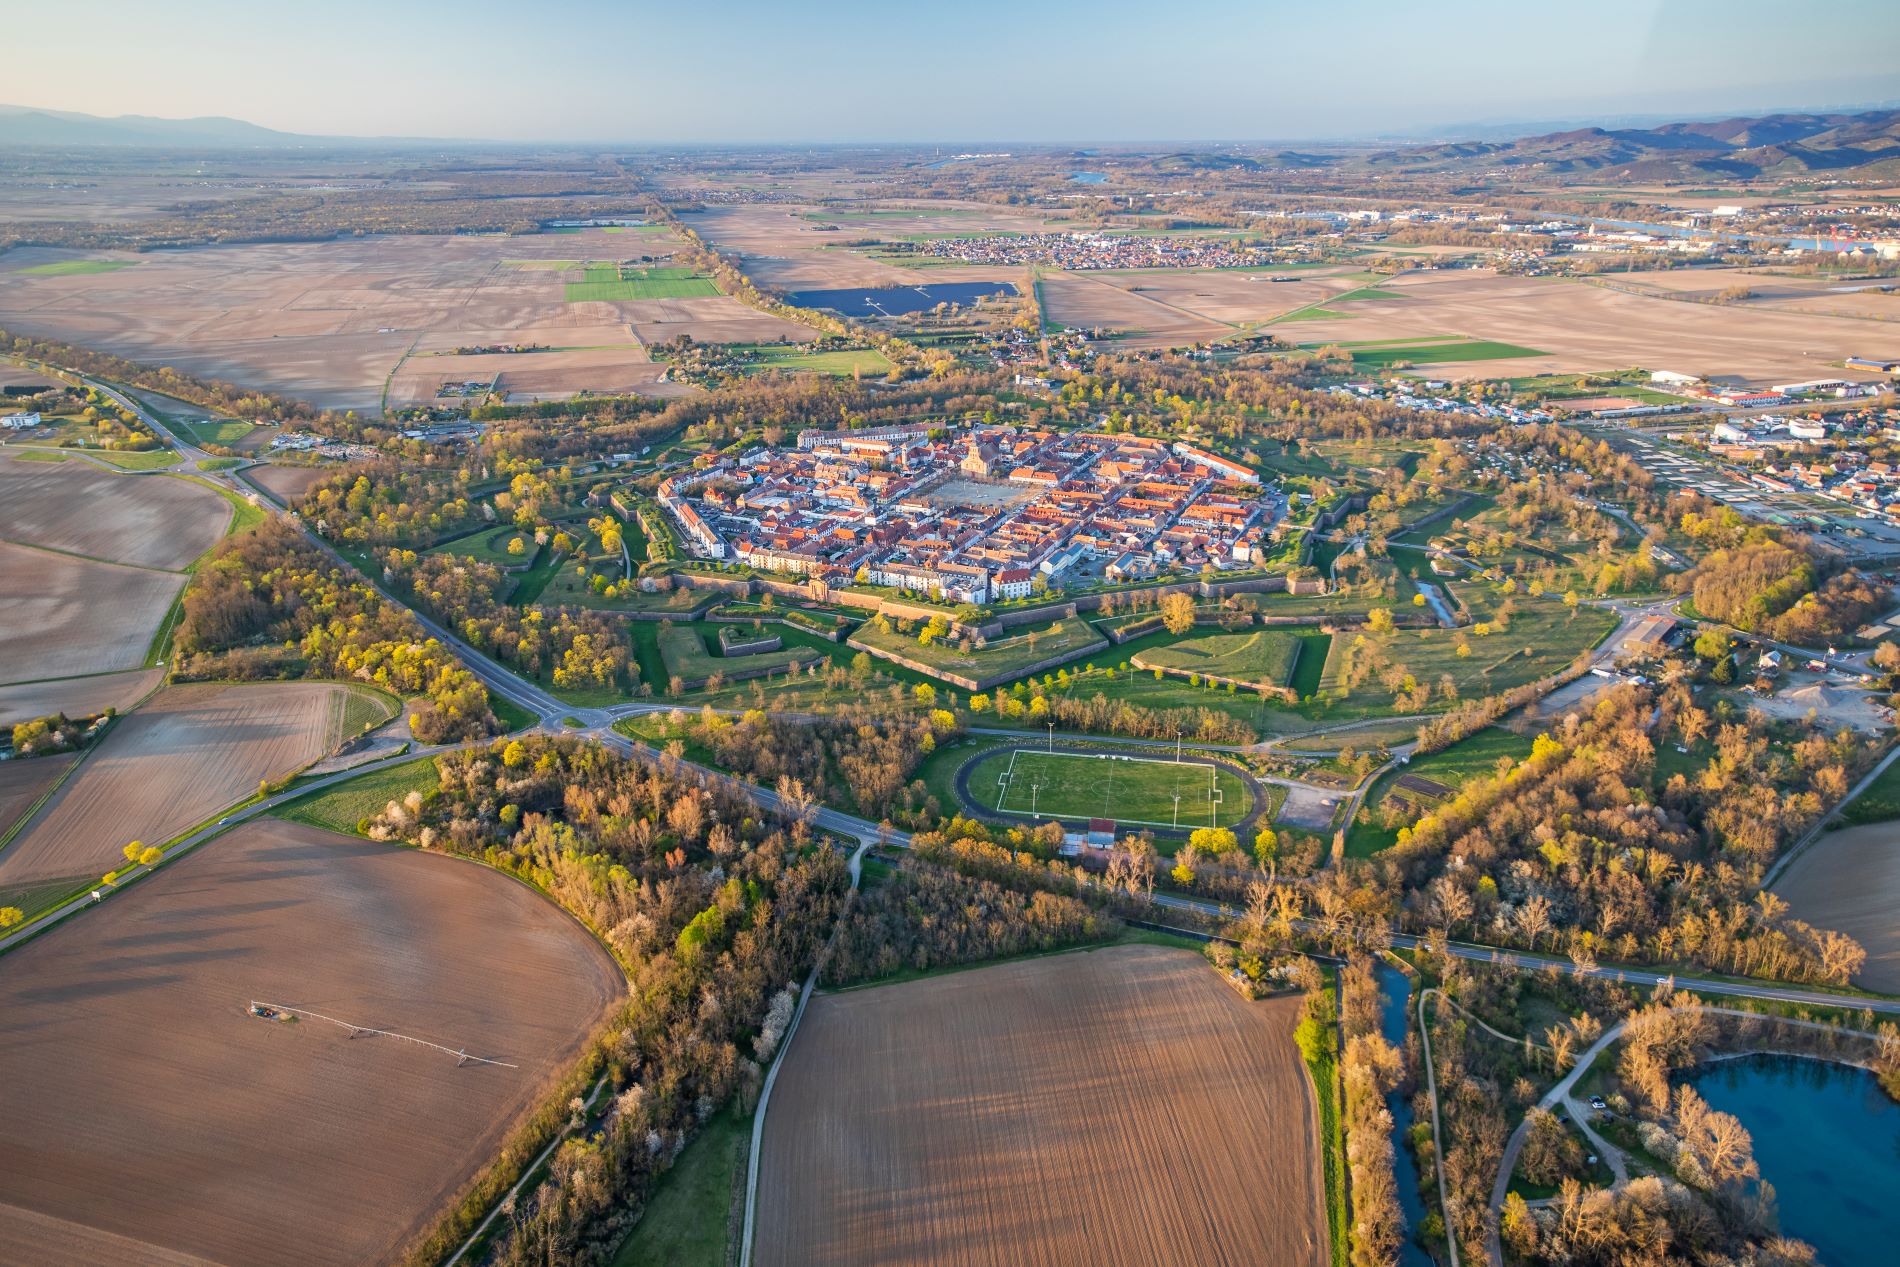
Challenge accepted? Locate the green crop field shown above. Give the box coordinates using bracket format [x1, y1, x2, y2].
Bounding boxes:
[1308, 336, 1469, 350]
[565, 265, 720, 302]
[967, 748, 1253, 830]
[1332, 286, 1406, 302]
[1134, 630, 1301, 689]
[19, 259, 136, 276]
[1272, 306, 1353, 323]
[1340, 340, 1547, 367]
[729, 343, 894, 376]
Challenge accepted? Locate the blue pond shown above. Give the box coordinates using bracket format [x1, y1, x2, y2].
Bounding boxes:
[1681, 1054, 1900, 1266]
[786, 281, 1019, 318]
[1070, 171, 1107, 184]
[1376, 965, 1434, 1267]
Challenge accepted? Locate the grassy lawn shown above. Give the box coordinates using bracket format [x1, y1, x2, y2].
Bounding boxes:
[1843, 757, 1900, 825]
[565, 266, 720, 301]
[913, 734, 1009, 809]
[1133, 630, 1302, 689]
[610, 1102, 749, 1267]
[488, 693, 539, 733]
[1287, 631, 1333, 698]
[332, 686, 400, 743]
[712, 600, 849, 636]
[964, 747, 1254, 831]
[1277, 717, 1424, 753]
[1344, 726, 1532, 858]
[1315, 590, 1614, 719]
[659, 624, 823, 684]
[184, 418, 260, 447]
[727, 343, 894, 376]
[19, 259, 136, 276]
[276, 756, 441, 836]
[507, 544, 567, 605]
[90, 447, 180, 470]
[1015, 656, 1276, 739]
[1306, 967, 1349, 1267]
[851, 614, 1108, 685]
[427, 525, 538, 567]
[169, 471, 267, 536]
[612, 713, 724, 769]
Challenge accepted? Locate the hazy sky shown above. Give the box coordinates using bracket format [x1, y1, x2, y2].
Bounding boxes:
[7, 0, 1898, 143]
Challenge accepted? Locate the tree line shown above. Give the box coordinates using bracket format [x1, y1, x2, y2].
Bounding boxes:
[373, 734, 849, 1267]
[173, 520, 495, 742]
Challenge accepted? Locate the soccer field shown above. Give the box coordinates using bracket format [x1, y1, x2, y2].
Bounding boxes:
[972, 749, 1252, 830]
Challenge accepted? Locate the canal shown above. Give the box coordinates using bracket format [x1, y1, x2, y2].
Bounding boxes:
[1377, 962, 1434, 1267]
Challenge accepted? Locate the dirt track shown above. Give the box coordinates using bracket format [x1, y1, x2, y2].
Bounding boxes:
[0, 818, 622, 1266]
[0, 683, 340, 902]
[756, 944, 1325, 1267]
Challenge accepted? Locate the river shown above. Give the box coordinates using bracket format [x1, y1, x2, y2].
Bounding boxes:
[1376, 963, 1434, 1267]
[1680, 1054, 1900, 1266]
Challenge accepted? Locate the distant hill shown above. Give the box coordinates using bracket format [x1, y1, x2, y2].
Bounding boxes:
[0, 104, 460, 149]
[1365, 108, 1900, 180]
[0, 104, 316, 148]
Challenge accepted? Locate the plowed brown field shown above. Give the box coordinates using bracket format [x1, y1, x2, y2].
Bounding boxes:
[243, 462, 332, 505]
[1774, 820, 1900, 993]
[0, 669, 162, 727]
[756, 944, 1326, 1267]
[0, 453, 228, 570]
[0, 543, 184, 683]
[0, 818, 623, 1266]
[0, 683, 340, 905]
[0, 230, 759, 411]
[0, 756, 74, 835]
[1276, 268, 1895, 383]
